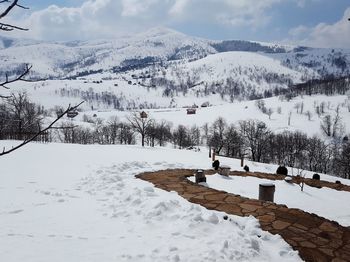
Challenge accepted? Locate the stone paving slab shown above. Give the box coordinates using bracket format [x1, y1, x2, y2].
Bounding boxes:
[136, 169, 350, 262]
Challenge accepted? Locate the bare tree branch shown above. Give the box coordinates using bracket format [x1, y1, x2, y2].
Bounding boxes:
[0, 0, 18, 19]
[0, 64, 32, 90]
[0, 0, 29, 31]
[0, 101, 84, 156]
[0, 22, 28, 31]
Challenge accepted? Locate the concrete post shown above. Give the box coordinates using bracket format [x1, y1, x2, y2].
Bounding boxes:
[195, 169, 206, 183]
[259, 183, 275, 202]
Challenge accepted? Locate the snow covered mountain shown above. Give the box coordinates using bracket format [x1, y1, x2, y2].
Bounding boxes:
[1, 27, 349, 82]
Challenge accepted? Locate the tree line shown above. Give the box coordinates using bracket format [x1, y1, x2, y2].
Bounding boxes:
[57, 113, 350, 180]
[0, 92, 49, 142]
[1, 93, 349, 179]
[276, 76, 350, 100]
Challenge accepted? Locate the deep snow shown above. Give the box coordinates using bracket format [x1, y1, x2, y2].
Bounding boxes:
[0, 142, 302, 261]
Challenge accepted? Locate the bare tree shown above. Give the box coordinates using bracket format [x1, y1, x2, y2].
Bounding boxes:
[346, 100, 350, 112]
[305, 110, 312, 121]
[288, 111, 292, 126]
[208, 117, 227, 154]
[337, 142, 350, 179]
[320, 101, 326, 114]
[320, 114, 332, 137]
[266, 108, 273, 120]
[0, 1, 83, 156]
[1, 101, 83, 156]
[239, 120, 271, 162]
[320, 106, 344, 138]
[127, 112, 154, 147]
[300, 101, 304, 114]
[173, 125, 190, 149]
[332, 105, 343, 138]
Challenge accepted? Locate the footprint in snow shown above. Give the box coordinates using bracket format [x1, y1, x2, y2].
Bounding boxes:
[8, 209, 24, 214]
[97, 198, 109, 202]
[78, 237, 88, 240]
[34, 203, 47, 206]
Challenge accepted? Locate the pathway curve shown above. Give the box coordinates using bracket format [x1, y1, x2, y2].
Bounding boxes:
[136, 169, 350, 262]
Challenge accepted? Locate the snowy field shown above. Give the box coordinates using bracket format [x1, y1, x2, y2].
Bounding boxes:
[7, 79, 350, 138]
[0, 142, 302, 262]
[188, 174, 350, 227]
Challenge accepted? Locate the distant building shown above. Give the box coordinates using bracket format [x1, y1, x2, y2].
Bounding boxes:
[201, 102, 210, 108]
[67, 111, 79, 118]
[140, 111, 148, 118]
[187, 108, 196, 115]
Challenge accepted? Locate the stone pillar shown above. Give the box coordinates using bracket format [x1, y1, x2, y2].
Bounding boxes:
[219, 166, 231, 176]
[259, 183, 275, 202]
[195, 169, 206, 183]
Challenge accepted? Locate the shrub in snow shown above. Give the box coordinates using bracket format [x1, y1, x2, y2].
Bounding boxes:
[212, 160, 220, 170]
[276, 166, 288, 176]
[335, 180, 342, 184]
[243, 165, 249, 172]
[312, 173, 320, 180]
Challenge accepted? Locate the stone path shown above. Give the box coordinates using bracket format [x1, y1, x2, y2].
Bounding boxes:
[136, 169, 350, 262]
[231, 171, 350, 193]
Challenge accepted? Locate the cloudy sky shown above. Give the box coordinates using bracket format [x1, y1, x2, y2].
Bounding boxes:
[2, 0, 350, 48]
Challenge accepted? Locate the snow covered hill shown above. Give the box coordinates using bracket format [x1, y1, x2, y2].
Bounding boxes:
[1, 26, 349, 84]
[0, 27, 216, 78]
[6, 79, 350, 138]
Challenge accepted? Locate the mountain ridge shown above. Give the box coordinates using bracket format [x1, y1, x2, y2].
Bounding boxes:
[0, 27, 349, 85]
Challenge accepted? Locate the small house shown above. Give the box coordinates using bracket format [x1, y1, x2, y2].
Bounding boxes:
[67, 111, 79, 118]
[140, 111, 148, 118]
[201, 102, 210, 108]
[187, 108, 196, 115]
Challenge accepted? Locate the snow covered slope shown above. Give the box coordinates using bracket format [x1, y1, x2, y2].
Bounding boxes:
[0, 27, 349, 83]
[5, 78, 350, 139]
[163, 51, 305, 95]
[0, 27, 216, 78]
[0, 142, 302, 262]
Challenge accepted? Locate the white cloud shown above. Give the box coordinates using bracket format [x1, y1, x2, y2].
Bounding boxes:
[288, 7, 350, 48]
[169, 0, 189, 16]
[2, 0, 325, 41]
[121, 0, 161, 17]
[288, 25, 311, 38]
